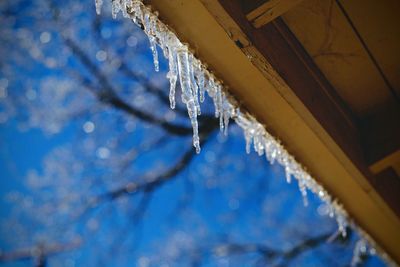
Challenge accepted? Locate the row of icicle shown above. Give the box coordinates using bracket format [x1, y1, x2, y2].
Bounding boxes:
[95, 0, 397, 266]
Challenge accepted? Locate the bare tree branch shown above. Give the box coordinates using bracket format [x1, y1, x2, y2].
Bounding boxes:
[0, 239, 81, 266]
[191, 232, 332, 266]
[97, 134, 209, 203]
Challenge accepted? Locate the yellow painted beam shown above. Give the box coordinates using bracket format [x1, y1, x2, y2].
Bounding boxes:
[246, 0, 304, 28]
[149, 0, 400, 263]
[370, 150, 400, 176]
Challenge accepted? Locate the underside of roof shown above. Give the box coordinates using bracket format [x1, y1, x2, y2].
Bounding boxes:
[144, 0, 400, 263]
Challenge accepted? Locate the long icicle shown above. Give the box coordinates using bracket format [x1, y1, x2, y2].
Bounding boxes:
[176, 45, 200, 153]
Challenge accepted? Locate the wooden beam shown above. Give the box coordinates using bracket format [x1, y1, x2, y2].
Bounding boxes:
[148, 0, 400, 262]
[246, 0, 303, 28]
[370, 150, 400, 176]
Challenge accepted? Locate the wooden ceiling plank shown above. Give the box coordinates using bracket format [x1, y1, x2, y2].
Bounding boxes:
[335, 0, 400, 104]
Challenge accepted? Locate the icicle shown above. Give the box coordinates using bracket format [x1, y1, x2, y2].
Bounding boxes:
[327, 203, 335, 218]
[155, 24, 170, 60]
[208, 77, 219, 118]
[234, 113, 255, 155]
[298, 177, 308, 206]
[197, 66, 206, 103]
[252, 133, 259, 154]
[149, 39, 159, 72]
[285, 166, 292, 183]
[270, 147, 277, 165]
[111, 0, 121, 19]
[168, 77, 177, 109]
[263, 140, 271, 162]
[253, 131, 264, 156]
[189, 55, 201, 115]
[244, 129, 252, 154]
[351, 239, 367, 266]
[176, 46, 200, 153]
[223, 111, 230, 135]
[219, 112, 224, 132]
[164, 33, 179, 110]
[121, 0, 132, 18]
[143, 13, 159, 72]
[216, 84, 223, 121]
[258, 132, 266, 155]
[129, 0, 143, 26]
[276, 148, 286, 166]
[336, 214, 348, 238]
[222, 97, 232, 136]
[216, 85, 224, 131]
[95, 0, 103, 15]
[166, 45, 177, 109]
[150, 15, 159, 72]
[120, 0, 127, 17]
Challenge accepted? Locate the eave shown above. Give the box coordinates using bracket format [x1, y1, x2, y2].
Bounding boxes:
[146, 0, 400, 263]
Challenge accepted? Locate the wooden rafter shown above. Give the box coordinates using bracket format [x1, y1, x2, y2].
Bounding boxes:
[246, 0, 304, 28]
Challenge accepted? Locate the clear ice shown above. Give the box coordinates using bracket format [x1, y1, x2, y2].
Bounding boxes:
[95, 0, 103, 15]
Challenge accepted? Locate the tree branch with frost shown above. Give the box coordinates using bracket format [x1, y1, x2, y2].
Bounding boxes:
[0, 239, 81, 267]
[77, 127, 218, 259]
[65, 119, 218, 228]
[276, 232, 333, 266]
[188, 232, 333, 267]
[95, 127, 214, 204]
[107, 192, 153, 258]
